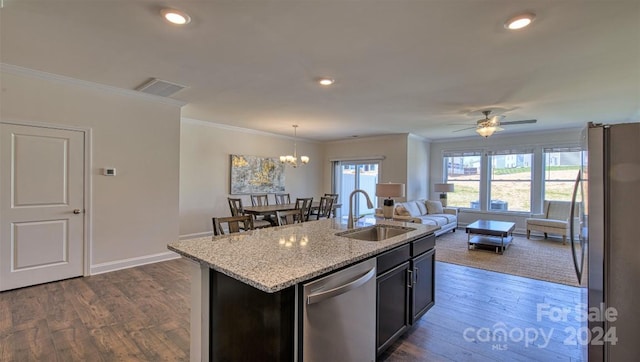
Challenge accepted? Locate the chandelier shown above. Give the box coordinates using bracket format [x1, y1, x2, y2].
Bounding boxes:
[280, 125, 309, 167]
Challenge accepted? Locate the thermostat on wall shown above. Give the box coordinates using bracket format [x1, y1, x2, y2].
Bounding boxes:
[103, 168, 116, 176]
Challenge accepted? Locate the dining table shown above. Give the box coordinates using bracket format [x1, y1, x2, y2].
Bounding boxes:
[243, 202, 342, 219]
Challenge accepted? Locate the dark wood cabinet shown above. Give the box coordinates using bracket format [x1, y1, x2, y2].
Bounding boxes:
[411, 248, 435, 323]
[376, 260, 411, 354]
[376, 234, 436, 356]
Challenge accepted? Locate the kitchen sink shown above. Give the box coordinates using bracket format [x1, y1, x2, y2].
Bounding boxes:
[336, 225, 415, 242]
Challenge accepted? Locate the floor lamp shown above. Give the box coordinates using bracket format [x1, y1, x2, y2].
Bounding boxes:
[376, 183, 406, 219]
[434, 183, 454, 207]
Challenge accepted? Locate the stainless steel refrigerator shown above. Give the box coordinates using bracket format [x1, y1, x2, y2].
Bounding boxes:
[571, 122, 640, 361]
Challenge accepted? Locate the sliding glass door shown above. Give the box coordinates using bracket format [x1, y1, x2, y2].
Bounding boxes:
[333, 160, 380, 220]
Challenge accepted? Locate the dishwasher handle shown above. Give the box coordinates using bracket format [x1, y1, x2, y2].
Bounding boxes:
[307, 267, 376, 305]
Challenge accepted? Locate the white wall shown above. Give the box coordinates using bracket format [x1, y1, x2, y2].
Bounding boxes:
[179, 119, 323, 237]
[407, 134, 430, 201]
[1, 67, 181, 270]
[430, 129, 582, 232]
[323, 134, 413, 203]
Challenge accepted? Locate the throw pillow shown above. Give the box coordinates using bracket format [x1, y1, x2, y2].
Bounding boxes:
[426, 200, 444, 214]
[395, 205, 410, 216]
[416, 200, 427, 215]
[403, 201, 422, 217]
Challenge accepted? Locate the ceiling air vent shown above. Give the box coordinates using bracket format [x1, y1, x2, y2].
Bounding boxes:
[135, 78, 187, 97]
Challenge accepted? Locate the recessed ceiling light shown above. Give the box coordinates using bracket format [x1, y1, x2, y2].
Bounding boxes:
[318, 78, 335, 86]
[505, 12, 535, 30]
[161, 8, 191, 25]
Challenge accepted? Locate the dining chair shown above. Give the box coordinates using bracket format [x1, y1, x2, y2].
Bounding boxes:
[295, 197, 314, 221]
[324, 193, 339, 217]
[228, 197, 244, 216]
[228, 197, 271, 229]
[212, 215, 254, 236]
[275, 209, 305, 226]
[274, 193, 291, 205]
[250, 194, 269, 206]
[311, 196, 335, 220]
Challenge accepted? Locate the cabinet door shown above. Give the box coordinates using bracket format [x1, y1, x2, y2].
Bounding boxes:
[411, 249, 435, 323]
[376, 261, 410, 355]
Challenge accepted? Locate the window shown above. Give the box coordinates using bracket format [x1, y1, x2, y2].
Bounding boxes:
[443, 151, 481, 209]
[543, 147, 583, 201]
[488, 150, 533, 212]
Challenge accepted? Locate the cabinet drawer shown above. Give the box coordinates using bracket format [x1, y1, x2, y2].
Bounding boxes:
[411, 234, 435, 257]
[377, 244, 410, 275]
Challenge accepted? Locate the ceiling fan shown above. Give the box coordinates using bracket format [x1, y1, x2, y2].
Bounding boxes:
[454, 110, 537, 138]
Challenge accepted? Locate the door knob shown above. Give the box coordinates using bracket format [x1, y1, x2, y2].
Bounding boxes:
[73, 209, 81, 214]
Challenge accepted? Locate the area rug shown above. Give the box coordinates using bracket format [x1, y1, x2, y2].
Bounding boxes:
[435, 230, 584, 287]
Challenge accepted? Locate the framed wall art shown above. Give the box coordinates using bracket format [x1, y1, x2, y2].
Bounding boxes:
[230, 154, 285, 194]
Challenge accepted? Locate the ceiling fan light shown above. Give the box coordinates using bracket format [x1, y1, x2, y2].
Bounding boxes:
[505, 13, 535, 30]
[476, 127, 496, 138]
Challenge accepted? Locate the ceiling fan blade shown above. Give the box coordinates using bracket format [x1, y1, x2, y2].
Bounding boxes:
[453, 126, 476, 133]
[501, 119, 537, 126]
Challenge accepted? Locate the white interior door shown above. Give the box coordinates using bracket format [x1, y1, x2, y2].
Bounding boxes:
[0, 123, 85, 291]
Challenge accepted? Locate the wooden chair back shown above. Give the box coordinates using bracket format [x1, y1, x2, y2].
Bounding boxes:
[295, 197, 314, 221]
[274, 193, 291, 205]
[251, 194, 269, 206]
[323, 193, 339, 217]
[314, 196, 335, 220]
[228, 197, 244, 216]
[212, 215, 254, 236]
[275, 209, 305, 226]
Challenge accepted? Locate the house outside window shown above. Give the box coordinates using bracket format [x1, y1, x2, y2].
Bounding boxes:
[443, 151, 481, 209]
[488, 149, 533, 212]
[543, 147, 583, 202]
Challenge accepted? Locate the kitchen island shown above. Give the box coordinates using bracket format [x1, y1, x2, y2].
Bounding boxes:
[168, 218, 438, 361]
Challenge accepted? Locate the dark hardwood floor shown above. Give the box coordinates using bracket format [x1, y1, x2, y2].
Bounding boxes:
[0, 259, 191, 361]
[379, 262, 586, 362]
[1, 258, 585, 361]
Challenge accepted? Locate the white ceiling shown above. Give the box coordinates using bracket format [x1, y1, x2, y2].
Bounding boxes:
[1, 0, 639, 141]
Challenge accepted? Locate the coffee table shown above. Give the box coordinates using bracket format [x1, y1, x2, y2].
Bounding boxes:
[466, 220, 515, 254]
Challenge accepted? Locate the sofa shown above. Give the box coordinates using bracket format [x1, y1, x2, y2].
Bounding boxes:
[376, 199, 458, 236]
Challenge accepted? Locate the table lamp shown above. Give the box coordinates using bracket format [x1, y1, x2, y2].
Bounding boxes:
[434, 183, 454, 207]
[376, 183, 406, 219]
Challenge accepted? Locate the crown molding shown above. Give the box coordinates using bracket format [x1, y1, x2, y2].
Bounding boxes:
[181, 117, 320, 143]
[1, 63, 187, 107]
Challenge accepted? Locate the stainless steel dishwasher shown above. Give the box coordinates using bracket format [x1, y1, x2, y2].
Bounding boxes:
[302, 258, 376, 361]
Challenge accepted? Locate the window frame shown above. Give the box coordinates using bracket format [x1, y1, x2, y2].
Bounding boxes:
[542, 146, 584, 203]
[442, 151, 482, 209]
[487, 149, 534, 213]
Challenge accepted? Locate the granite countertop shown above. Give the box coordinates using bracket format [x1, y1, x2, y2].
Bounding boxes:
[168, 218, 439, 293]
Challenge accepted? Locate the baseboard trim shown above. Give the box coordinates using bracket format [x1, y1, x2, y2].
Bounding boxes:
[90, 251, 181, 275]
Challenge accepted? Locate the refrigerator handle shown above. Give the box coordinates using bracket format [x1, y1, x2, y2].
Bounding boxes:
[570, 170, 582, 284]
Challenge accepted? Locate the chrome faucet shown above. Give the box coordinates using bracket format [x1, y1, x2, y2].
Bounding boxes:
[347, 189, 374, 229]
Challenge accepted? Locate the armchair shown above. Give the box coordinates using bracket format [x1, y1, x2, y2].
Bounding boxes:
[526, 200, 579, 244]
